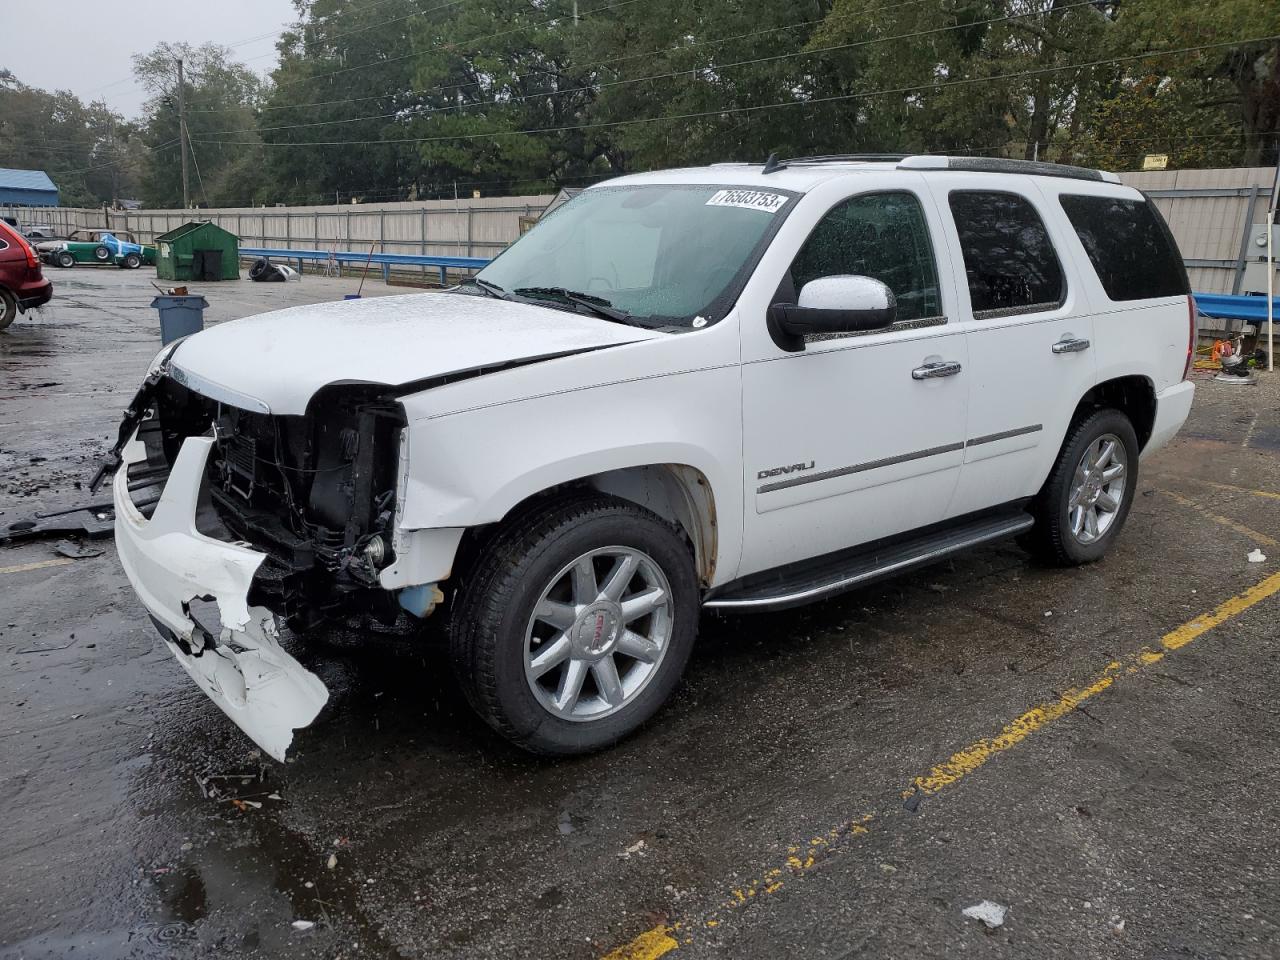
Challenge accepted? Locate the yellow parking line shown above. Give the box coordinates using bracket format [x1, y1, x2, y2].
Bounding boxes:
[602, 925, 680, 960]
[0, 557, 75, 576]
[1156, 488, 1279, 547]
[601, 568, 1280, 957]
[1153, 474, 1280, 503]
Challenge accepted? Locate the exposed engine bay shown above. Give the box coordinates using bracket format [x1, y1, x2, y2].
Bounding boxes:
[126, 375, 407, 629]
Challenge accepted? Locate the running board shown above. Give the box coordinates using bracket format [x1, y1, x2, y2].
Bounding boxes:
[704, 510, 1034, 612]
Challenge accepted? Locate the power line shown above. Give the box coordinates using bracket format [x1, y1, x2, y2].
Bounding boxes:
[202, 130, 1279, 207]
[59, 139, 181, 175]
[189, 0, 944, 116]
[270, 0, 648, 90]
[202, 0, 1104, 136]
[193, 35, 1280, 149]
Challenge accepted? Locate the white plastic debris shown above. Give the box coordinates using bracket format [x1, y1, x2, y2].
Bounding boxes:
[327, 853, 338, 870]
[291, 920, 315, 931]
[618, 839, 648, 859]
[1247, 549, 1267, 563]
[962, 900, 1008, 928]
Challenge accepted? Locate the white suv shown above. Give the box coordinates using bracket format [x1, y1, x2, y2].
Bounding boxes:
[104, 155, 1196, 759]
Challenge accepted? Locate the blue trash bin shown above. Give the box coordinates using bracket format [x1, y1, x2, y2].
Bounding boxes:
[151, 295, 209, 345]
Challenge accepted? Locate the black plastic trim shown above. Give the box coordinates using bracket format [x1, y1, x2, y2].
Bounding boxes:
[967, 423, 1043, 446]
[756, 424, 1043, 494]
[704, 503, 1033, 611]
[758, 441, 964, 493]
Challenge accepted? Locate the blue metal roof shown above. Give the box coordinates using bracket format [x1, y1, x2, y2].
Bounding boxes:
[0, 168, 59, 206]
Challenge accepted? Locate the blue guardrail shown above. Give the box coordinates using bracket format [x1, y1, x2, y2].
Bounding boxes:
[239, 246, 491, 284]
[1194, 292, 1280, 323]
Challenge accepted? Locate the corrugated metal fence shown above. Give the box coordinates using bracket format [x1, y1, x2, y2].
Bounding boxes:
[6, 194, 554, 263]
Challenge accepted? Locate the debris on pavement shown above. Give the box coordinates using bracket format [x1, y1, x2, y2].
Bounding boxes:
[962, 900, 1008, 929]
[618, 839, 647, 859]
[3, 506, 116, 542]
[16, 635, 79, 655]
[327, 853, 338, 870]
[55, 539, 103, 559]
[291, 920, 316, 931]
[1247, 548, 1267, 563]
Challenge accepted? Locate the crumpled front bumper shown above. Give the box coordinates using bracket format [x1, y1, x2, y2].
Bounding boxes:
[113, 431, 328, 761]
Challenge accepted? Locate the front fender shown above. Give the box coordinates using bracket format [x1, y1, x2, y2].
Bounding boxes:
[397, 365, 745, 587]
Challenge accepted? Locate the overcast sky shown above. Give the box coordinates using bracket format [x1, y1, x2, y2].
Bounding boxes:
[2, 0, 298, 119]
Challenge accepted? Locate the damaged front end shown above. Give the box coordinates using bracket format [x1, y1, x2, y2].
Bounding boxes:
[109, 371, 409, 760]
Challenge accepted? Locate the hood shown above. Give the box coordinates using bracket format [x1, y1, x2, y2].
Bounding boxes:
[168, 291, 663, 415]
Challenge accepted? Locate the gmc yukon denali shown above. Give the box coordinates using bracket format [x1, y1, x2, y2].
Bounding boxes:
[101, 156, 1196, 759]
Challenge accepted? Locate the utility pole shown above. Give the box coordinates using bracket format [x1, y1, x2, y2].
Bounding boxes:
[176, 57, 190, 210]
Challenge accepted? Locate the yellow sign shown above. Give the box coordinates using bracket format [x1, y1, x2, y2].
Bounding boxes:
[1142, 154, 1170, 170]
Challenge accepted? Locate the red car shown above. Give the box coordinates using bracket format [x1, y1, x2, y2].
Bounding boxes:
[0, 219, 52, 330]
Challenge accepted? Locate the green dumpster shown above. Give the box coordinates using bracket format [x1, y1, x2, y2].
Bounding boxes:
[154, 221, 240, 281]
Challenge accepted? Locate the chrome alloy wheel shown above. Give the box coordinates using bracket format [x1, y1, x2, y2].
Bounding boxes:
[524, 546, 674, 722]
[1068, 433, 1128, 545]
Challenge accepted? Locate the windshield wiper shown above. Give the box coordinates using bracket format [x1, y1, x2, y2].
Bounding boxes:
[513, 286, 636, 324]
[463, 277, 511, 299]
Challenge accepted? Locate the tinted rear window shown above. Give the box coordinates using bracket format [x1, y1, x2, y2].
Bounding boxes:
[1059, 194, 1187, 300]
[948, 191, 1065, 317]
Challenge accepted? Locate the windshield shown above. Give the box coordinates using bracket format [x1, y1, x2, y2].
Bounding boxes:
[475, 183, 797, 327]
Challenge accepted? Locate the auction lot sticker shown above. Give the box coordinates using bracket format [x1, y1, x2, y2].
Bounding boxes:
[705, 189, 788, 213]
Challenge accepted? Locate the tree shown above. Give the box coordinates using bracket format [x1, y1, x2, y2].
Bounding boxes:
[0, 78, 143, 206]
[1101, 0, 1280, 166]
[133, 42, 266, 207]
[258, 0, 430, 204]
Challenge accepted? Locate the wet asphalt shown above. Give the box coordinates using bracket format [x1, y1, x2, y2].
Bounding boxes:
[2, 268, 1279, 959]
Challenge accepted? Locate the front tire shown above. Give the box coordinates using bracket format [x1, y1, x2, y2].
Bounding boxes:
[123, 253, 142, 269]
[93, 245, 111, 262]
[1024, 409, 1139, 565]
[57, 251, 76, 268]
[449, 494, 698, 755]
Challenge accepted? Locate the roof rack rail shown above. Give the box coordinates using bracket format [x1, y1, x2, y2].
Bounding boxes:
[783, 154, 911, 164]
[897, 155, 1121, 184]
[761, 153, 910, 174]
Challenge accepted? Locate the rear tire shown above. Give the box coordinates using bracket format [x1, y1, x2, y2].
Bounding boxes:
[449, 494, 698, 755]
[1024, 409, 1139, 566]
[124, 253, 142, 269]
[0, 289, 16, 330]
[93, 245, 111, 262]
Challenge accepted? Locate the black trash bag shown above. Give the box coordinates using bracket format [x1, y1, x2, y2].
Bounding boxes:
[249, 257, 286, 282]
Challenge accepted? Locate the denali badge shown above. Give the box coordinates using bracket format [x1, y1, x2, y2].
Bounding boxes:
[758, 460, 815, 480]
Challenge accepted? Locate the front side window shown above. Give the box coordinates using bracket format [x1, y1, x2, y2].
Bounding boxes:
[789, 191, 942, 323]
[476, 184, 797, 327]
[949, 191, 1065, 317]
[1059, 194, 1188, 301]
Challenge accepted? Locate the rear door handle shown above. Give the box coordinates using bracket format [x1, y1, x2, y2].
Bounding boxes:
[1052, 337, 1091, 354]
[912, 360, 963, 380]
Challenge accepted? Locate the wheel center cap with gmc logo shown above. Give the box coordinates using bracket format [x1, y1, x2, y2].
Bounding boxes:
[575, 602, 621, 657]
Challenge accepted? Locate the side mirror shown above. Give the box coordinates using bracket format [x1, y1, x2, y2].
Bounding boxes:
[768, 275, 897, 352]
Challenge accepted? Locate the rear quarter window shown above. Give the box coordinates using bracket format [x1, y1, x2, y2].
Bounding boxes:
[948, 190, 1065, 318]
[1059, 194, 1188, 301]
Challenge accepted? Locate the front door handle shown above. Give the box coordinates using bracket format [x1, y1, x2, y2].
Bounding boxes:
[1052, 337, 1091, 354]
[912, 360, 963, 380]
